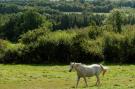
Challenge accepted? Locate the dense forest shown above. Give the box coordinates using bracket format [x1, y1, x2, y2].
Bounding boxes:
[0, 0, 135, 64]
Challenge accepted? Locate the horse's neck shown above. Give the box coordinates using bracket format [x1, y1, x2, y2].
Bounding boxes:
[75, 65, 85, 72]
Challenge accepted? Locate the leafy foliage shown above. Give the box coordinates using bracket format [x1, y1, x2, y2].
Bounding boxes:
[0, 10, 43, 41]
[0, 0, 135, 64]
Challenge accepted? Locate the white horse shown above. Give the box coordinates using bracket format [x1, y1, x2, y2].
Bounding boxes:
[69, 62, 108, 88]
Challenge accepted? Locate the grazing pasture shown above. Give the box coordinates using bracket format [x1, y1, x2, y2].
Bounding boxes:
[0, 64, 135, 89]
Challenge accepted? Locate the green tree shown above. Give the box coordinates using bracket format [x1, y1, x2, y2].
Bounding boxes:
[111, 11, 123, 33]
[0, 10, 43, 41]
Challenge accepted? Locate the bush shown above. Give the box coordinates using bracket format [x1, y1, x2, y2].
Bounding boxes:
[104, 32, 125, 63]
[0, 29, 104, 64]
[37, 31, 76, 63]
[1, 25, 135, 64]
[88, 26, 103, 39]
[0, 39, 25, 63]
[104, 29, 135, 64]
[19, 28, 49, 44]
[70, 30, 104, 63]
[122, 30, 135, 63]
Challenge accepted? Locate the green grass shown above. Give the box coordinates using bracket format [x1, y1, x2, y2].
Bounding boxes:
[0, 64, 135, 89]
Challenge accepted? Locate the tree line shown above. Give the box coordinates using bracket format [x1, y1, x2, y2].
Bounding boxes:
[0, 0, 135, 64]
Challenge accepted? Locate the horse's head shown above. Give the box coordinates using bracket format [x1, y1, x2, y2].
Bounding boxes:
[69, 62, 82, 72]
[69, 62, 75, 72]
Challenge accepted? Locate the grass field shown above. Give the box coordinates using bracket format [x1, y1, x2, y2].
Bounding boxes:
[0, 64, 135, 89]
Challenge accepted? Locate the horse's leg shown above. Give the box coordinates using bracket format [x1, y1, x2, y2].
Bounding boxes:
[76, 76, 80, 88]
[96, 75, 100, 86]
[83, 77, 88, 87]
[95, 75, 98, 85]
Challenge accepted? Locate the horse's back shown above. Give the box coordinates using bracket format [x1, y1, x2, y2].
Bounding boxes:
[86, 64, 102, 76]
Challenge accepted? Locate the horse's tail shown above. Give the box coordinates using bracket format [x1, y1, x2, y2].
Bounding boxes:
[99, 64, 109, 76]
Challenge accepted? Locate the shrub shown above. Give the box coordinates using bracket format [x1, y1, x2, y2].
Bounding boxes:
[0, 39, 25, 63]
[19, 28, 49, 44]
[37, 31, 76, 63]
[104, 32, 125, 63]
[122, 30, 135, 63]
[70, 31, 104, 63]
[1, 25, 135, 64]
[88, 26, 103, 39]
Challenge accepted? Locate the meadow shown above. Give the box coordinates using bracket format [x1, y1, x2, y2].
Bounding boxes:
[0, 0, 135, 89]
[0, 64, 135, 89]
